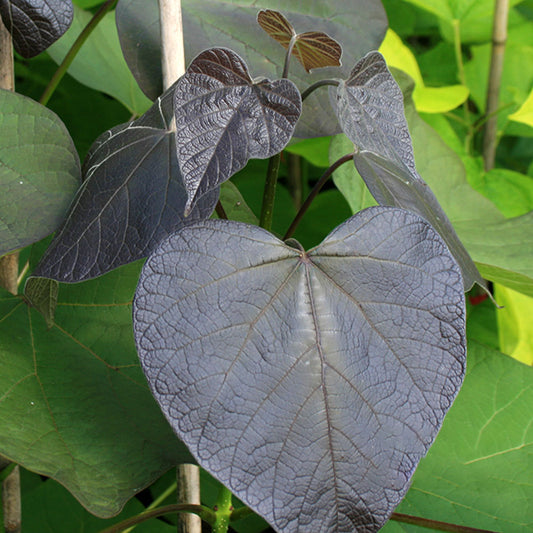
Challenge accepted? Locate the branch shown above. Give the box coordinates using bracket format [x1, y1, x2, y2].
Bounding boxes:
[482, 0, 510, 170]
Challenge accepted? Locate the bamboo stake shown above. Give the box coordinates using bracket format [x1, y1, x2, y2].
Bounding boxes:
[159, 0, 185, 90]
[157, 2, 201, 531]
[0, 16, 20, 297]
[0, 15, 21, 533]
[482, 0, 509, 171]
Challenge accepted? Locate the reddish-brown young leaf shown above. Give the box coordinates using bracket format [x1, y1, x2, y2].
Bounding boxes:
[257, 9, 342, 72]
[292, 31, 342, 72]
[257, 8, 294, 47]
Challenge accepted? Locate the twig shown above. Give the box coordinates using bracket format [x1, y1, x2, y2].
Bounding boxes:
[482, 0, 509, 170]
[39, 0, 118, 106]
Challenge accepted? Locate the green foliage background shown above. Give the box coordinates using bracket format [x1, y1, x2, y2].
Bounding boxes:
[1, 0, 532, 531]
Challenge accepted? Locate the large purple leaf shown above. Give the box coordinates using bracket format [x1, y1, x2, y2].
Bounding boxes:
[133, 207, 466, 532]
[174, 47, 301, 215]
[330, 51, 487, 292]
[32, 83, 218, 283]
[0, 0, 73, 58]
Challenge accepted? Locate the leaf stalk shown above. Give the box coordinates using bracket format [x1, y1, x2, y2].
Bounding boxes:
[39, 0, 118, 106]
[212, 484, 233, 533]
[98, 504, 215, 533]
[283, 152, 354, 240]
[259, 153, 282, 231]
[301, 79, 339, 102]
[391, 512, 497, 533]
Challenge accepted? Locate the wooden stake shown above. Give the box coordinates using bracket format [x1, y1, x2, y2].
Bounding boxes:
[157, 2, 201, 531]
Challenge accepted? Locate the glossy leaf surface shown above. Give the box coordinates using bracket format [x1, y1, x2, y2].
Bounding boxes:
[331, 52, 485, 292]
[0, 0, 73, 58]
[0, 89, 80, 257]
[257, 9, 342, 72]
[134, 207, 466, 532]
[115, 0, 387, 136]
[174, 48, 301, 214]
[33, 84, 218, 283]
[0, 263, 191, 517]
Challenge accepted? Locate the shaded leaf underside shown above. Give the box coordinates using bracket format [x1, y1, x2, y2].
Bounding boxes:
[331, 51, 486, 292]
[134, 207, 466, 532]
[32, 83, 218, 283]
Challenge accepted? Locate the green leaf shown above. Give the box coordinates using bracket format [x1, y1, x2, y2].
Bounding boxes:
[468, 168, 533, 218]
[400, 0, 525, 43]
[14, 54, 132, 160]
[509, 88, 533, 128]
[47, 5, 152, 115]
[285, 136, 332, 168]
[383, 340, 533, 532]
[21, 469, 175, 533]
[292, 188, 352, 249]
[330, 134, 377, 214]
[0, 89, 80, 257]
[494, 284, 533, 366]
[24, 277, 59, 328]
[219, 182, 258, 225]
[455, 212, 533, 297]
[0, 262, 192, 517]
[379, 29, 468, 113]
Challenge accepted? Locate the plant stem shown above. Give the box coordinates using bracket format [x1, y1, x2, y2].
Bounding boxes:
[259, 153, 282, 231]
[301, 79, 339, 102]
[215, 200, 228, 220]
[482, 0, 509, 171]
[212, 484, 233, 533]
[282, 36, 297, 79]
[287, 153, 303, 209]
[229, 505, 255, 523]
[98, 504, 215, 533]
[391, 512, 497, 533]
[283, 152, 354, 240]
[452, 19, 470, 132]
[39, 0, 118, 106]
[122, 482, 177, 533]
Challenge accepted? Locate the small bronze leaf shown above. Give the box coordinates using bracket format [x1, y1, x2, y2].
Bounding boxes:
[257, 9, 342, 72]
[257, 9, 295, 47]
[293, 31, 342, 72]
